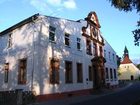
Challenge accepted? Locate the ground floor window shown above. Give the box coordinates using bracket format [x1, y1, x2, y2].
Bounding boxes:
[65, 61, 73, 83]
[50, 58, 60, 84]
[110, 68, 113, 80]
[4, 63, 9, 83]
[18, 59, 27, 84]
[77, 63, 83, 83]
[88, 66, 93, 81]
[105, 68, 109, 80]
[114, 69, 117, 79]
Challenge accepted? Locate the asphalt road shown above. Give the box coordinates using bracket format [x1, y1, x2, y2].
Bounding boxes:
[72, 81, 140, 105]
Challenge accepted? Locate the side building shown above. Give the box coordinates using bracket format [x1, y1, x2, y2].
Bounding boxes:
[119, 46, 140, 80]
[0, 12, 118, 101]
[104, 40, 118, 88]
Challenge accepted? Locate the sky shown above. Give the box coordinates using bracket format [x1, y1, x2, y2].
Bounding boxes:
[0, 0, 139, 64]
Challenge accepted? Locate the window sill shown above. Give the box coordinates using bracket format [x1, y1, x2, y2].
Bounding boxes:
[49, 40, 56, 44]
[65, 45, 71, 48]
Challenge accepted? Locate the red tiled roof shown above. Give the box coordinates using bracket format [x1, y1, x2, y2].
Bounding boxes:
[121, 55, 133, 64]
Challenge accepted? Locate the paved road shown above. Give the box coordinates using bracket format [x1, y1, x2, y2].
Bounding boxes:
[71, 81, 140, 105]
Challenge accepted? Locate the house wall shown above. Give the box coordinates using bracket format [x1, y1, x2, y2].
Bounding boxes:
[0, 21, 41, 91]
[119, 63, 140, 80]
[33, 16, 94, 95]
[0, 14, 119, 98]
[104, 40, 118, 86]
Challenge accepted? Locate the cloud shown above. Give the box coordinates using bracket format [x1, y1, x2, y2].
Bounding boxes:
[46, 0, 62, 6]
[30, 0, 53, 13]
[27, 0, 77, 16]
[63, 0, 77, 9]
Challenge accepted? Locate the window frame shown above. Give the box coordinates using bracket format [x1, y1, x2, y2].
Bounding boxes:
[76, 63, 83, 83]
[88, 66, 93, 81]
[18, 58, 27, 85]
[49, 58, 60, 84]
[49, 26, 56, 42]
[77, 38, 81, 50]
[65, 33, 70, 47]
[4, 63, 9, 83]
[8, 33, 12, 48]
[86, 38, 92, 55]
[65, 61, 73, 83]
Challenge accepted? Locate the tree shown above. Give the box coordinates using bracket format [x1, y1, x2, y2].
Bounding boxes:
[137, 64, 140, 69]
[108, 0, 140, 46]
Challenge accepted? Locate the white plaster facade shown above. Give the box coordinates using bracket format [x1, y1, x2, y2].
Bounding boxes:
[0, 13, 118, 96]
[104, 40, 118, 86]
[119, 63, 140, 80]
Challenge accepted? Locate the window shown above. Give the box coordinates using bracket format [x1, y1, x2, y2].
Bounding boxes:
[114, 69, 117, 79]
[99, 46, 103, 57]
[105, 68, 109, 79]
[109, 52, 111, 61]
[65, 61, 73, 83]
[86, 39, 92, 55]
[93, 27, 98, 37]
[4, 63, 9, 83]
[49, 26, 56, 42]
[88, 66, 93, 81]
[77, 63, 83, 83]
[65, 33, 70, 46]
[50, 58, 60, 84]
[93, 43, 97, 56]
[77, 38, 81, 50]
[104, 50, 106, 58]
[110, 68, 113, 80]
[113, 54, 115, 62]
[8, 33, 12, 48]
[18, 59, 27, 84]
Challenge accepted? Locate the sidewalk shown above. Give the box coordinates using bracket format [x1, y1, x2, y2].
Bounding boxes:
[30, 82, 132, 105]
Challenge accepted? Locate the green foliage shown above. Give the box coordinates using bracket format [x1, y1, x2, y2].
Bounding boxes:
[108, 0, 140, 46]
[137, 64, 140, 69]
[108, 0, 140, 12]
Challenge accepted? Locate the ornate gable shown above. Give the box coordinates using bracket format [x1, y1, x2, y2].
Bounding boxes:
[85, 11, 101, 28]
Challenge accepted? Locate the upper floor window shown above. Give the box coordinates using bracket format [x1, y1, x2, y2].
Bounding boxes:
[77, 38, 81, 50]
[109, 52, 111, 61]
[65, 33, 70, 46]
[18, 59, 27, 85]
[93, 27, 98, 37]
[93, 43, 97, 56]
[104, 50, 106, 58]
[99, 46, 103, 57]
[86, 39, 92, 55]
[8, 33, 12, 48]
[49, 26, 56, 42]
[112, 54, 115, 62]
[4, 63, 9, 83]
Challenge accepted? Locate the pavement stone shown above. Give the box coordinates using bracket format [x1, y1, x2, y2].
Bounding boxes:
[29, 82, 132, 105]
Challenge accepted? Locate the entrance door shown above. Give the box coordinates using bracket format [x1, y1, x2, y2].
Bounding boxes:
[131, 75, 134, 80]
